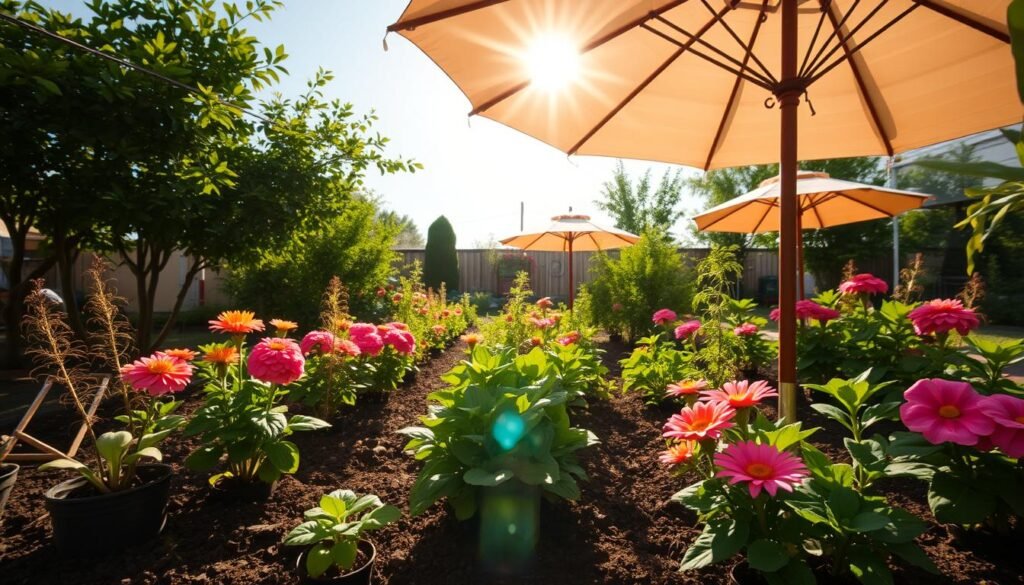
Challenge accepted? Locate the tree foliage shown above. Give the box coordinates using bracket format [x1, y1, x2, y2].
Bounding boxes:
[423, 216, 459, 292]
[594, 161, 686, 237]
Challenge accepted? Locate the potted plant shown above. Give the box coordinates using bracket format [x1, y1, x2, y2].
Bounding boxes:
[0, 435, 18, 522]
[284, 489, 400, 584]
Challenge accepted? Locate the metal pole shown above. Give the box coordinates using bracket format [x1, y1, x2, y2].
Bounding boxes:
[887, 157, 900, 287]
[777, 0, 800, 423]
[520, 201, 524, 232]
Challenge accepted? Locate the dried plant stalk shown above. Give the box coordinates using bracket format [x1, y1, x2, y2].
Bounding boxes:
[958, 272, 986, 310]
[84, 257, 139, 432]
[318, 276, 351, 418]
[893, 253, 926, 303]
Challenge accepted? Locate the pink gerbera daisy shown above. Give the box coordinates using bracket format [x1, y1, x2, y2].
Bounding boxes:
[659, 441, 698, 467]
[908, 299, 980, 337]
[663, 401, 736, 441]
[666, 379, 709, 398]
[121, 352, 193, 397]
[733, 323, 759, 337]
[839, 273, 889, 296]
[900, 378, 994, 446]
[715, 441, 808, 498]
[979, 394, 1024, 458]
[701, 380, 779, 409]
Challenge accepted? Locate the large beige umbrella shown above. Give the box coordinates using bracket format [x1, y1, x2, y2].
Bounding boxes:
[387, 1, 1019, 421]
[500, 214, 639, 307]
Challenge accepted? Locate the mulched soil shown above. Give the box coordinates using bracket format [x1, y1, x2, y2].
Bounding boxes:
[1, 336, 1022, 584]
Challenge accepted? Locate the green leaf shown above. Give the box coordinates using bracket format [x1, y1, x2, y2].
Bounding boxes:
[1008, 0, 1024, 103]
[848, 546, 894, 585]
[329, 539, 358, 571]
[679, 519, 749, 571]
[284, 520, 331, 546]
[265, 440, 300, 473]
[928, 470, 997, 524]
[186, 445, 224, 471]
[889, 542, 939, 574]
[364, 504, 401, 527]
[95, 431, 133, 463]
[827, 486, 860, 521]
[747, 539, 788, 572]
[306, 542, 334, 578]
[319, 494, 347, 519]
[39, 458, 88, 471]
[849, 511, 890, 533]
[288, 414, 331, 432]
[463, 467, 513, 486]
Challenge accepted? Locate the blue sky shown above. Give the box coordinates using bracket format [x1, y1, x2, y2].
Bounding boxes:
[42, 0, 703, 246]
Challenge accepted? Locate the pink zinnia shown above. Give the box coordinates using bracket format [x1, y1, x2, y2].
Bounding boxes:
[383, 328, 416, 355]
[348, 322, 378, 338]
[247, 338, 305, 385]
[120, 352, 193, 397]
[839, 273, 889, 296]
[652, 309, 677, 326]
[734, 323, 759, 337]
[715, 441, 808, 498]
[557, 331, 580, 346]
[389, 322, 410, 331]
[663, 401, 736, 441]
[336, 339, 361, 358]
[536, 297, 553, 309]
[432, 324, 446, 335]
[900, 378, 994, 446]
[300, 330, 336, 355]
[666, 379, 709, 398]
[529, 317, 555, 329]
[979, 394, 1024, 457]
[659, 441, 697, 466]
[701, 380, 779, 409]
[908, 299, 980, 336]
[770, 300, 840, 324]
[674, 320, 701, 340]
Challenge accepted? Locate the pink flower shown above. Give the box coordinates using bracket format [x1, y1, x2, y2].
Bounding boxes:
[392, 293, 403, 303]
[120, 352, 193, 397]
[734, 323, 759, 336]
[557, 331, 580, 346]
[666, 379, 709, 398]
[300, 330, 336, 355]
[979, 394, 1024, 457]
[839, 273, 889, 295]
[247, 338, 305, 385]
[348, 323, 378, 338]
[674, 320, 701, 340]
[715, 441, 808, 498]
[900, 379, 994, 446]
[701, 380, 778, 409]
[336, 339, 361, 358]
[659, 441, 697, 466]
[652, 309, 677, 326]
[611, 303, 623, 313]
[383, 328, 416, 355]
[432, 324, 446, 335]
[908, 299, 980, 336]
[663, 401, 736, 441]
[769, 300, 840, 324]
[529, 317, 555, 329]
[388, 322, 410, 331]
[536, 297, 553, 309]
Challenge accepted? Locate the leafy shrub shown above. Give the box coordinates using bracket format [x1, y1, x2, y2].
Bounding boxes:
[585, 229, 693, 341]
[387, 263, 476, 360]
[620, 334, 697, 404]
[692, 246, 744, 386]
[399, 345, 598, 520]
[423, 215, 459, 292]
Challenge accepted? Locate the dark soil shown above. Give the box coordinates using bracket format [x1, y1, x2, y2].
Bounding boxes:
[1, 337, 1022, 584]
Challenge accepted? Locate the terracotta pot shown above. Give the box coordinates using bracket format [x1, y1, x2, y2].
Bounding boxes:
[296, 540, 376, 585]
[45, 463, 172, 555]
[0, 462, 19, 522]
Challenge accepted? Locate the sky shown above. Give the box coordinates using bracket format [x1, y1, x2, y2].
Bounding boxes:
[42, 0, 705, 246]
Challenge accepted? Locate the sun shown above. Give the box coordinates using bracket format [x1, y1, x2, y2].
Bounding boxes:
[522, 33, 580, 93]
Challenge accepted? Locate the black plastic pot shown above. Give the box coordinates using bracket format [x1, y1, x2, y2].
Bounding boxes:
[210, 475, 278, 501]
[296, 540, 376, 584]
[44, 463, 172, 555]
[0, 462, 19, 522]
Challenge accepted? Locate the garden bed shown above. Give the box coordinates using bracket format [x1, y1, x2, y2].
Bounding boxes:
[0, 337, 1021, 584]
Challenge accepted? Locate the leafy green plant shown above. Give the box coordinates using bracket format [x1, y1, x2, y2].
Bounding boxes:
[692, 246, 744, 386]
[480, 271, 535, 350]
[620, 334, 696, 404]
[960, 335, 1024, 396]
[398, 345, 598, 520]
[284, 490, 400, 578]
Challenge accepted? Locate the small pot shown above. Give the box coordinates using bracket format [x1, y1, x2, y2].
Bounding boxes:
[210, 475, 278, 502]
[45, 463, 172, 555]
[729, 561, 765, 585]
[0, 462, 19, 521]
[296, 540, 376, 584]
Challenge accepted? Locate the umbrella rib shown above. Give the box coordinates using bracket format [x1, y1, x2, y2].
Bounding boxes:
[698, 198, 762, 231]
[703, 0, 768, 170]
[654, 13, 775, 87]
[387, 0, 508, 33]
[809, 194, 826, 228]
[698, 0, 778, 85]
[801, 0, 860, 78]
[750, 200, 775, 233]
[835, 191, 895, 218]
[797, 1, 830, 79]
[808, 4, 919, 85]
[804, 0, 884, 79]
[567, 5, 735, 156]
[641, 24, 774, 91]
[910, 0, 1010, 43]
[822, 0, 893, 156]
[467, 0, 689, 116]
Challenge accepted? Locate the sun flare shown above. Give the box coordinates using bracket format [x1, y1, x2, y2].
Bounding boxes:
[522, 34, 580, 92]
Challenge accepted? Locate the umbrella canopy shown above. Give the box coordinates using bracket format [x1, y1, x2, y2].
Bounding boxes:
[386, 0, 1019, 422]
[694, 170, 931, 233]
[500, 214, 639, 307]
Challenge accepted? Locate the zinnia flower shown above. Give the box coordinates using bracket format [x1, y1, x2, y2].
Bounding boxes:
[121, 352, 193, 396]
[269, 319, 299, 335]
[376, 288, 386, 297]
[659, 441, 698, 466]
[336, 339, 361, 358]
[715, 441, 808, 498]
[432, 324, 447, 335]
[529, 317, 555, 329]
[733, 323, 759, 337]
[461, 333, 483, 347]
[612, 303, 623, 312]
[202, 343, 239, 365]
[979, 394, 1024, 457]
[383, 328, 416, 355]
[163, 348, 197, 361]
[900, 378, 994, 446]
[247, 338, 305, 385]
[388, 322, 410, 331]
[557, 331, 581, 346]
[769, 300, 840, 324]
[674, 320, 701, 340]
[536, 297, 553, 309]
[701, 380, 779, 409]
[209, 310, 265, 335]
[663, 401, 736, 441]
[907, 299, 980, 337]
[300, 330, 337, 355]
[530, 336, 543, 347]
[454, 307, 463, 316]
[838, 273, 889, 295]
[348, 322, 378, 338]
[652, 308, 677, 326]
[666, 379, 709, 398]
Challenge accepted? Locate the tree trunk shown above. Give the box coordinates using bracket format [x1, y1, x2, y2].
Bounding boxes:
[150, 258, 204, 350]
[54, 235, 87, 341]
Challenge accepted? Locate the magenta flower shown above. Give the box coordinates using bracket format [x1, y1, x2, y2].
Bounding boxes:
[908, 299, 980, 336]
[652, 308, 677, 326]
[336, 339, 361, 358]
[247, 338, 305, 385]
[701, 380, 778, 409]
[838, 273, 889, 295]
[733, 323, 759, 336]
[120, 352, 193, 397]
[383, 328, 416, 355]
[349, 322, 385, 356]
[770, 300, 840, 324]
[979, 394, 1024, 458]
[663, 401, 735, 441]
[300, 330, 336, 355]
[529, 317, 556, 329]
[715, 441, 808, 498]
[557, 331, 580, 346]
[674, 319, 701, 340]
[900, 378, 994, 446]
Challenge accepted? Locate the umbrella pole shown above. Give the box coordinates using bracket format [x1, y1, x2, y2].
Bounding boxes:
[567, 236, 575, 310]
[797, 215, 805, 300]
[777, 0, 800, 423]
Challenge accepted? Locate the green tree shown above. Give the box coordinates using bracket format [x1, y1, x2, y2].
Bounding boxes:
[423, 216, 459, 292]
[595, 161, 686, 236]
[379, 210, 424, 248]
[686, 165, 778, 257]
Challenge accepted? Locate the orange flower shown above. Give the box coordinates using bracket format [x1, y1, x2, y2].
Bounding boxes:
[269, 319, 298, 334]
[209, 310, 264, 335]
[461, 333, 483, 347]
[203, 344, 240, 365]
[163, 348, 198, 361]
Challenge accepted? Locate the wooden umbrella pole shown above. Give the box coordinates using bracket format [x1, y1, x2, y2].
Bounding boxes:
[797, 213, 805, 300]
[567, 235, 575, 310]
[777, 0, 800, 423]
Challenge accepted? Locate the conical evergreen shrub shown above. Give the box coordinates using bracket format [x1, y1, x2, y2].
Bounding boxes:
[424, 215, 460, 293]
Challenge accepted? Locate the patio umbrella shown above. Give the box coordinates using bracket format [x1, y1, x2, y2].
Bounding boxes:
[694, 169, 932, 296]
[500, 214, 639, 308]
[386, 1, 1019, 421]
